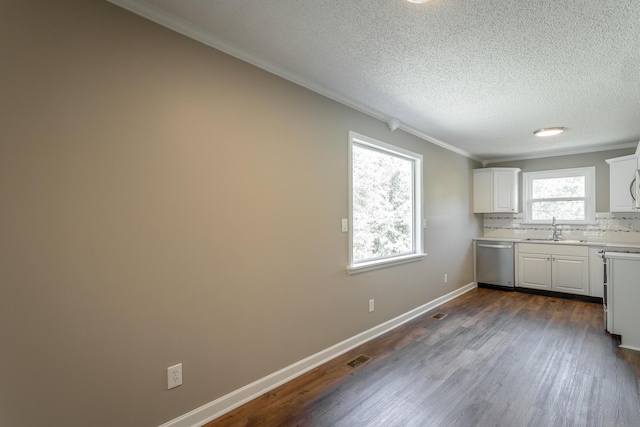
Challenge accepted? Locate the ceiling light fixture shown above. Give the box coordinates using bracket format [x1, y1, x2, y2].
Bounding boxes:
[533, 127, 565, 137]
[406, 0, 429, 3]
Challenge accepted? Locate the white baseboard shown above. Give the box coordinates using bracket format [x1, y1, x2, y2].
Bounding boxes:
[159, 282, 476, 427]
[619, 344, 640, 352]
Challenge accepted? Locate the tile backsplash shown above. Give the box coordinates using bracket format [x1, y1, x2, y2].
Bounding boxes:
[483, 213, 640, 243]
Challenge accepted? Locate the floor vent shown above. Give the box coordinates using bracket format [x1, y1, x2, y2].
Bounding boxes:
[347, 355, 372, 368]
[432, 312, 447, 320]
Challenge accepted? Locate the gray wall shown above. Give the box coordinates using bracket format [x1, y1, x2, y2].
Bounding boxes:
[0, 1, 481, 426]
[490, 148, 636, 212]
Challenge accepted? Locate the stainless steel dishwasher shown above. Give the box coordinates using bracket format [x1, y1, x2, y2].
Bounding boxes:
[475, 240, 515, 290]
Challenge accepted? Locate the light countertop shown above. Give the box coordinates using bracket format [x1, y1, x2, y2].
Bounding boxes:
[473, 237, 640, 249]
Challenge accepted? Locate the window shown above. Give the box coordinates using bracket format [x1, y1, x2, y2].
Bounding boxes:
[348, 132, 424, 274]
[522, 167, 596, 224]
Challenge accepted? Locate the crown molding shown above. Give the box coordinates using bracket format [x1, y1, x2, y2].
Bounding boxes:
[107, 0, 481, 163]
[109, 0, 634, 166]
[482, 141, 639, 166]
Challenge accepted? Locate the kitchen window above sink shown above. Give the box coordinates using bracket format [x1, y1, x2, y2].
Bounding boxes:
[522, 167, 596, 225]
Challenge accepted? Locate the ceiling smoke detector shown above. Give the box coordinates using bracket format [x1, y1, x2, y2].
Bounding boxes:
[533, 127, 565, 137]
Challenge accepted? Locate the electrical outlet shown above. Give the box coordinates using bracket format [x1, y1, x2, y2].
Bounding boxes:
[369, 299, 375, 312]
[444, 274, 448, 283]
[167, 363, 182, 390]
[342, 218, 348, 232]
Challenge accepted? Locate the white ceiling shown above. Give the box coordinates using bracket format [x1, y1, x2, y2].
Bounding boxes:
[109, 0, 640, 163]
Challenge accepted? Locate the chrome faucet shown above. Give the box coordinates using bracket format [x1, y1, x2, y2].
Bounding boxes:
[552, 216, 562, 241]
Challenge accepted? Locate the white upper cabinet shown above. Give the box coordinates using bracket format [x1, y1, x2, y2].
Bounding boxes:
[473, 169, 493, 213]
[473, 168, 520, 213]
[606, 144, 640, 212]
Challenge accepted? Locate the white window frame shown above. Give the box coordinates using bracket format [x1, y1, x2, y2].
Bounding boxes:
[347, 132, 424, 274]
[522, 166, 596, 224]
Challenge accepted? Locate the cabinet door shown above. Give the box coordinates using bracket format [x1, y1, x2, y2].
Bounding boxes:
[610, 257, 640, 349]
[552, 255, 589, 295]
[518, 253, 551, 290]
[473, 169, 492, 213]
[493, 169, 518, 212]
[609, 157, 638, 212]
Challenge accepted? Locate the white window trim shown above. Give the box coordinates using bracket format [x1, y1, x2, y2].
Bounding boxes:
[522, 166, 596, 224]
[347, 132, 425, 274]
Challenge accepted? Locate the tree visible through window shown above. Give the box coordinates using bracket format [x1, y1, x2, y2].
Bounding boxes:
[352, 145, 413, 261]
[348, 132, 423, 272]
[523, 167, 595, 224]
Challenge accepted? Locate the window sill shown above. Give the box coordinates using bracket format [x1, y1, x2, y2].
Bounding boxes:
[347, 253, 426, 275]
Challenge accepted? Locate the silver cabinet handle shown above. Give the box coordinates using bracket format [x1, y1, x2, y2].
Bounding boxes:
[477, 244, 513, 249]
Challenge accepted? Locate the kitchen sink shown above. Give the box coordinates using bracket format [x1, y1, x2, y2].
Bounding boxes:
[523, 238, 587, 243]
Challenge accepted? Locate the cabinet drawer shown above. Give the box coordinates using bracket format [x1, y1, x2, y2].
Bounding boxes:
[518, 243, 588, 257]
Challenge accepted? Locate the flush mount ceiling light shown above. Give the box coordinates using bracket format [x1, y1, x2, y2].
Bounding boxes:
[533, 127, 565, 137]
[406, 0, 429, 3]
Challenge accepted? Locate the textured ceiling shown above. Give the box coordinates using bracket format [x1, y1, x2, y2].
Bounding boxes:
[109, 0, 640, 162]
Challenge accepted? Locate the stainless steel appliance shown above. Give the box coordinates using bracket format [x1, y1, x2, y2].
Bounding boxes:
[475, 240, 515, 290]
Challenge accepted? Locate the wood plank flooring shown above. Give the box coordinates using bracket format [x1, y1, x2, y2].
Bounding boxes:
[203, 288, 640, 427]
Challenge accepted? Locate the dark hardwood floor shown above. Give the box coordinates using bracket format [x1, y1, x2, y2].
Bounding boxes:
[204, 288, 640, 427]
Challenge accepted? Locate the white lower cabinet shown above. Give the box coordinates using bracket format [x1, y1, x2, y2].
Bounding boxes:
[607, 253, 640, 350]
[518, 253, 552, 290]
[517, 244, 589, 296]
[552, 255, 589, 295]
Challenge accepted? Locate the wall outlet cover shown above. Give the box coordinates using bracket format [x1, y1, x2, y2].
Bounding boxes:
[167, 363, 183, 390]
